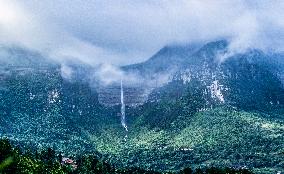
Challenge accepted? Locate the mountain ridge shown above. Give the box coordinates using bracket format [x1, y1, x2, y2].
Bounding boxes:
[0, 40, 283, 173]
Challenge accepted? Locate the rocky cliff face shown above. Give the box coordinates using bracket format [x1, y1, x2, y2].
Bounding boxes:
[96, 83, 152, 106]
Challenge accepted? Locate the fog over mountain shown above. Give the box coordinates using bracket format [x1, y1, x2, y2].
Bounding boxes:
[1, 1, 284, 173]
[1, 0, 284, 66]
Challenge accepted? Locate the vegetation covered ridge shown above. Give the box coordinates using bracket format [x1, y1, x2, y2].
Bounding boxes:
[0, 138, 253, 174]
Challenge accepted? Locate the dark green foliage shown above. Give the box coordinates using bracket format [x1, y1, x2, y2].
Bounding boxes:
[204, 167, 253, 174]
[0, 139, 254, 174]
[130, 78, 208, 130]
[76, 155, 162, 174]
[195, 168, 203, 174]
[133, 101, 184, 129]
[0, 66, 120, 154]
[179, 167, 193, 174]
[221, 52, 284, 112]
[0, 139, 65, 173]
[0, 138, 13, 162]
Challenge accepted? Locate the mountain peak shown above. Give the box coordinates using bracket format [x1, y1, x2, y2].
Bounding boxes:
[0, 46, 54, 67]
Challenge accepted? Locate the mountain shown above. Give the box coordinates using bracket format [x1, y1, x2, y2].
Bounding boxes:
[122, 42, 201, 75]
[0, 46, 54, 67]
[0, 41, 283, 173]
[116, 40, 284, 172]
[121, 40, 284, 113]
[0, 48, 121, 154]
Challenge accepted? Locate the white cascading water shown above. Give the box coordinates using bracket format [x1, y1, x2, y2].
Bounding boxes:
[120, 80, 128, 133]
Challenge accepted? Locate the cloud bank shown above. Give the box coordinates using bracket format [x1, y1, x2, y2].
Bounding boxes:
[0, 0, 284, 66]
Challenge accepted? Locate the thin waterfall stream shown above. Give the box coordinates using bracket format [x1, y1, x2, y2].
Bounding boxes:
[120, 80, 128, 140]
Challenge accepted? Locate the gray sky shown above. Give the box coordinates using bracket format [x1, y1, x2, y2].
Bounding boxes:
[0, 0, 284, 65]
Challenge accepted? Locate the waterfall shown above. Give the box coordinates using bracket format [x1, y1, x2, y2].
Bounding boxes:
[120, 80, 128, 132]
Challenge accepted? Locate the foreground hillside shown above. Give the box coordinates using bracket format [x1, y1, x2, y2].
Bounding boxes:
[0, 139, 254, 174]
[90, 107, 284, 173]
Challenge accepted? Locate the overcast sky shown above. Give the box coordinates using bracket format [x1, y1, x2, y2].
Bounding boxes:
[0, 0, 284, 65]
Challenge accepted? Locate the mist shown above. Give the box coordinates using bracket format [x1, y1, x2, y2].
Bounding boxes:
[1, 0, 284, 67]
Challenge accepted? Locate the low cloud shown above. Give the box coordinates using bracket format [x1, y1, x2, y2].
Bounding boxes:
[0, 0, 129, 65]
[0, 0, 284, 66]
[92, 64, 144, 86]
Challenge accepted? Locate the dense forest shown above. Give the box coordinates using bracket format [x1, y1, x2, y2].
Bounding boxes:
[0, 139, 253, 174]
